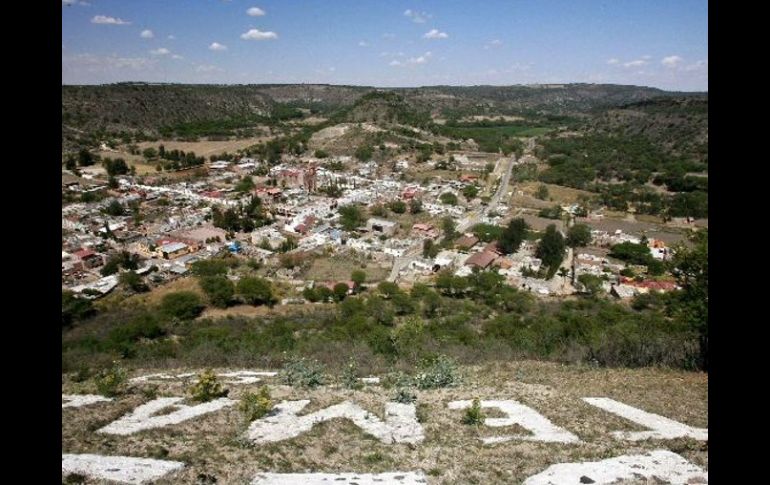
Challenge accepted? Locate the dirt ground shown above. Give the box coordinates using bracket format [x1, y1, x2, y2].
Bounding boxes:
[62, 361, 707, 484]
[135, 137, 272, 157]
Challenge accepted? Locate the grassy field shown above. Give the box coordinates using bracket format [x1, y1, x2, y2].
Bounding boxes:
[302, 254, 391, 283]
[62, 361, 707, 484]
[135, 136, 273, 157]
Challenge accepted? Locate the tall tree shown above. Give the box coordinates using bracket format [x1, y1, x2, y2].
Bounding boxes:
[499, 218, 529, 254]
[536, 225, 566, 278]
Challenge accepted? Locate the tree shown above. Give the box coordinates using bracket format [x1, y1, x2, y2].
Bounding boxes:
[78, 148, 94, 167]
[441, 216, 457, 241]
[235, 176, 255, 193]
[566, 224, 592, 248]
[409, 199, 423, 214]
[351, 270, 366, 290]
[142, 147, 158, 160]
[440, 192, 458, 206]
[339, 205, 365, 231]
[423, 239, 439, 258]
[160, 291, 204, 320]
[62, 290, 95, 327]
[199, 275, 235, 308]
[499, 218, 529, 254]
[333, 283, 350, 301]
[107, 176, 119, 189]
[536, 184, 550, 200]
[237, 277, 275, 306]
[577, 274, 603, 295]
[65, 156, 77, 171]
[314, 149, 329, 158]
[609, 242, 653, 265]
[105, 200, 125, 216]
[104, 158, 129, 176]
[462, 185, 479, 200]
[536, 225, 566, 278]
[120, 270, 148, 293]
[389, 200, 407, 214]
[355, 145, 373, 161]
[471, 223, 503, 243]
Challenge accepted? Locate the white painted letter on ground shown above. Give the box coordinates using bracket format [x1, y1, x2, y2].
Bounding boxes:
[523, 449, 708, 484]
[97, 396, 235, 435]
[62, 394, 112, 408]
[246, 400, 424, 444]
[583, 397, 708, 441]
[62, 454, 185, 484]
[251, 472, 428, 484]
[447, 399, 580, 444]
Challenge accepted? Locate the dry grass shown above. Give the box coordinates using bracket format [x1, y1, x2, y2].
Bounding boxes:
[302, 255, 390, 283]
[135, 137, 273, 157]
[62, 361, 707, 484]
[517, 181, 594, 205]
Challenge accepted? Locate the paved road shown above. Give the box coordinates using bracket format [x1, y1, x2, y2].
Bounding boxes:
[457, 153, 518, 233]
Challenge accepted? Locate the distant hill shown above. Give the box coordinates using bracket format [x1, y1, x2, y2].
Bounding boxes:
[62, 83, 700, 138]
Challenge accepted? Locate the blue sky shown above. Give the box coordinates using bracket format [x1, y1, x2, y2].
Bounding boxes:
[62, 0, 708, 91]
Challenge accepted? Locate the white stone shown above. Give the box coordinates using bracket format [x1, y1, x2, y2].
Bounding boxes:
[62, 453, 185, 484]
[219, 371, 277, 384]
[246, 400, 424, 444]
[97, 397, 235, 435]
[359, 377, 380, 384]
[448, 399, 580, 444]
[523, 449, 708, 484]
[62, 394, 112, 409]
[583, 397, 708, 441]
[251, 472, 428, 484]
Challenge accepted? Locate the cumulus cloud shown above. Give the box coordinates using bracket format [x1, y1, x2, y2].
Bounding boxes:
[662, 55, 683, 67]
[390, 51, 432, 67]
[209, 42, 228, 51]
[684, 60, 708, 72]
[247, 6, 266, 16]
[140, 29, 154, 39]
[91, 15, 130, 25]
[241, 29, 278, 40]
[404, 9, 431, 23]
[150, 47, 170, 56]
[358, 41, 369, 47]
[171, 54, 183, 60]
[607, 58, 619, 65]
[423, 29, 448, 39]
[623, 59, 647, 68]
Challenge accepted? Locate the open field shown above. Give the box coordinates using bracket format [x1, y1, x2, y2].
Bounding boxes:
[135, 136, 274, 157]
[302, 254, 391, 283]
[62, 361, 707, 484]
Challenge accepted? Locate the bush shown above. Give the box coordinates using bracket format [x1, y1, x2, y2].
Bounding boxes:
[237, 277, 275, 306]
[188, 370, 229, 402]
[160, 291, 204, 320]
[94, 361, 127, 397]
[341, 358, 362, 390]
[239, 387, 273, 422]
[462, 398, 486, 425]
[392, 387, 417, 404]
[282, 356, 325, 388]
[414, 355, 460, 389]
[199, 275, 235, 308]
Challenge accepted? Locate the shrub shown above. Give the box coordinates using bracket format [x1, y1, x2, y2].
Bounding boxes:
[160, 291, 204, 320]
[94, 361, 127, 397]
[282, 356, 325, 388]
[188, 370, 229, 402]
[392, 387, 417, 404]
[199, 275, 235, 308]
[239, 387, 273, 422]
[414, 354, 460, 389]
[462, 398, 486, 425]
[341, 358, 362, 390]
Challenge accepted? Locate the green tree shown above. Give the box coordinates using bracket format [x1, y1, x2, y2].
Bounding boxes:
[237, 277, 275, 306]
[536, 225, 566, 278]
[119, 270, 148, 293]
[441, 216, 457, 241]
[499, 218, 529, 254]
[160, 291, 204, 320]
[440, 192, 458, 205]
[65, 156, 77, 171]
[62, 290, 95, 327]
[105, 200, 125, 216]
[355, 145, 374, 161]
[199, 275, 235, 308]
[333, 283, 350, 301]
[339, 205, 365, 231]
[78, 148, 94, 167]
[389, 200, 407, 214]
[566, 224, 592, 248]
[235, 176, 255, 193]
[462, 185, 479, 200]
[536, 184, 550, 200]
[351, 270, 366, 290]
[314, 149, 329, 158]
[409, 198, 423, 214]
[578, 274, 603, 295]
[142, 147, 158, 160]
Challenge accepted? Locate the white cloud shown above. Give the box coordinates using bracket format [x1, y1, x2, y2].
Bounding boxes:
[91, 15, 130, 25]
[241, 29, 278, 40]
[390, 51, 432, 67]
[380, 51, 405, 57]
[607, 58, 619, 65]
[63, 0, 90, 6]
[247, 6, 266, 16]
[389, 60, 402, 66]
[140, 30, 154, 39]
[662, 55, 683, 67]
[209, 42, 228, 51]
[623, 59, 647, 68]
[684, 60, 708, 72]
[423, 29, 448, 39]
[150, 48, 170, 56]
[641, 55, 652, 60]
[382, 33, 396, 39]
[404, 9, 431, 23]
[196, 64, 224, 73]
[171, 54, 183, 60]
[358, 41, 369, 47]
[484, 39, 503, 49]
[168, 35, 176, 40]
